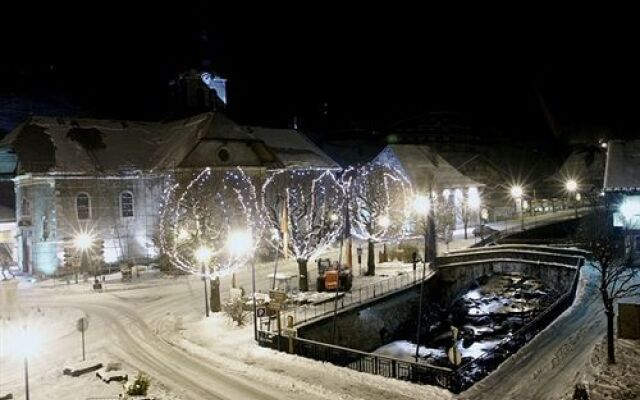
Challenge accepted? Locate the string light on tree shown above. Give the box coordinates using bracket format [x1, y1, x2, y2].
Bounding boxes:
[262, 168, 345, 291]
[159, 167, 264, 312]
[345, 164, 413, 275]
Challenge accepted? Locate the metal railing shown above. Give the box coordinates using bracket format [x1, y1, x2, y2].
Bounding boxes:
[279, 268, 434, 327]
[258, 331, 457, 391]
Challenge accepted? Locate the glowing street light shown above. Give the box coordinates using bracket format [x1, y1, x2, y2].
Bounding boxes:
[566, 179, 579, 219]
[73, 233, 93, 250]
[511, 185, 525, 231]
[510, 185, 523, 199]
[413, 194, 431, 215]
[378, 214, 391, 229]
[226, 230, 253, 256]
[195, 245, 212, 317]
[6, 323, 43, 400]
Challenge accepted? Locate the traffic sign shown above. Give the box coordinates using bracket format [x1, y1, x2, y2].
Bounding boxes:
[282, 328, 297, 337]
[76, 317, 89, 332]
[256, 306, 267, 318]
[269, 290, 287, 303]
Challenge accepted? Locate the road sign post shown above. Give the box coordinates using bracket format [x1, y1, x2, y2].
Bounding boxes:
[76, 317, 89, 361]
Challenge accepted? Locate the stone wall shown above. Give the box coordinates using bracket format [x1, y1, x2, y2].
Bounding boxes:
[297, 277, 440, 352]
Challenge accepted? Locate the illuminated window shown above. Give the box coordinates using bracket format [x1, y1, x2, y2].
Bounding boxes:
[76, 193, 91, 220]
[120, 191, 134, 218]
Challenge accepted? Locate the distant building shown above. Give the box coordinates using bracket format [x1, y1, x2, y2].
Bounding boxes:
[604, 140, 640, 244]
[0, 112, 337, 276]
[371, 144, 484, 227]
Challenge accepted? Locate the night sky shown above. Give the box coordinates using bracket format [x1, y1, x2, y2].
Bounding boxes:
[1, 9, 639, 141]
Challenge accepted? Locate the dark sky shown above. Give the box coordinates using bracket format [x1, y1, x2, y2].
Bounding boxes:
[1, 8, 639, 140]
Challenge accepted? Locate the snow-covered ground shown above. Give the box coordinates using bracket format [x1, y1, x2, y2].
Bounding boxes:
[560, 339, 640, 400]
[0, 210, 596, 399]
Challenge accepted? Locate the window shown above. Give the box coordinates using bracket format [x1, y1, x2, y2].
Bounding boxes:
[120, 191, 134, 218]
[76, 193, 91, 220]
[21, 197, 31, 217]
[217, 146, 230, 163]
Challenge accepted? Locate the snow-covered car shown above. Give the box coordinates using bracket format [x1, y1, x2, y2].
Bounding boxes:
[472, 224, 499, 238]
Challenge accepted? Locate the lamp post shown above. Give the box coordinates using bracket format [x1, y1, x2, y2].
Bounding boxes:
[378, 214, 390, 262]
[511, 185, 524, 231]
[566, 179, 579, 219]
[226, 231, 254, 338]
[195, 246, 212, 317]
[412, 194, 430, 362]
[9, 323, 42, 400]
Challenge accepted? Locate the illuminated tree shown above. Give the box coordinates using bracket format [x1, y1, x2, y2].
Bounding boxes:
[346, 164, 413, 275]
[159, 167, 262, 311]
[262, 169, 344, 291]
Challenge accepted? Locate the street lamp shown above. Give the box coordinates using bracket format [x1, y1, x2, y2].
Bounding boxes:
[7, 323, 43, 400]
[412, 193, 431, 362]
[566, 179, 579, 219]
[226, 230, 256, 340]
[73, 232, 94, 281]
[195, 246, 212, 317]
[510, 185, 525, 231]
[378, 215, 391, 261]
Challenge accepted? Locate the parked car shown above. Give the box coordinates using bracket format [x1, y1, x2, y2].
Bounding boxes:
[472, 224, 499, 238]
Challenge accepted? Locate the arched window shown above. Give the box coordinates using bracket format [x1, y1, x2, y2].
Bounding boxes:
[120, 191, 134, 218]
[76, 193, 91, 220]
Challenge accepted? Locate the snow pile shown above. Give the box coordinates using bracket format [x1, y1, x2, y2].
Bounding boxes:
[178, 314, 454, 400]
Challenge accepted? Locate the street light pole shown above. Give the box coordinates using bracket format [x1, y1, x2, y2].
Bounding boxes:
[415, 229, 427, 362]
[251, 255, 258, 341]
[24, 355, 30, 400]
[520, 197, 525, 231]
[412, 193, 433, 362]
[202, 263, 210, 318]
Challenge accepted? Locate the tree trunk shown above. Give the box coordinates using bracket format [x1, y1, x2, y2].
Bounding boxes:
[606, 307, 616, 364]
[464, 222, 468, 239]
[297, 259, 309, 292]
[210, 277, 221, 312]
[367, 239, 375, 276]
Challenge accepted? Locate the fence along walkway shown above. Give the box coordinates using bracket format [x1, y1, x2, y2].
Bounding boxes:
[278, 267, 435, 328]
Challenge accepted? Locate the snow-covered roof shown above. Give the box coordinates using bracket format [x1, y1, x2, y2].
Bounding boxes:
[372, 145, 483, 189]
[0, 112, 282, 174]
[245, 126, 340, 169]
[0, 112, 340, 175]
[604, 139, 640, 192]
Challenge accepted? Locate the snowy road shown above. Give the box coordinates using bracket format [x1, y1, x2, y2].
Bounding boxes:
[17, 290, 297, 400]
[460, 262, 604, 400]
